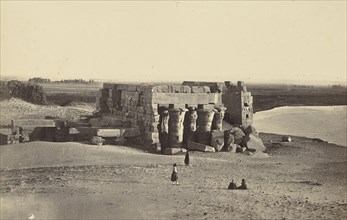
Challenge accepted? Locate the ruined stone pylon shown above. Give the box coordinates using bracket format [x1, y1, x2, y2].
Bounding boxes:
[168, 108, 187, 148]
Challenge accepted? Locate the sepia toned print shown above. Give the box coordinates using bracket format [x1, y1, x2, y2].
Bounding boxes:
[1, 1, 346, 219]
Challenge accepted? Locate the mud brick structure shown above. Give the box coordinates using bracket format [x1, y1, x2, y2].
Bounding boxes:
[96, 81, 253, 152]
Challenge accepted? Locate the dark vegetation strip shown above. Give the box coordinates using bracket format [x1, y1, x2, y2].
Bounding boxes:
[248, 85, 347, 112]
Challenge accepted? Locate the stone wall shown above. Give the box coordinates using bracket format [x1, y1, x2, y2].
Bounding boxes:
[183, 81, 254, 128]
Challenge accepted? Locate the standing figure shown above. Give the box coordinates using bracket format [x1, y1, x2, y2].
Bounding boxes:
[237, 179, 247, 189]
[171, 163, 179, 185]
[184, 151, 190, 166]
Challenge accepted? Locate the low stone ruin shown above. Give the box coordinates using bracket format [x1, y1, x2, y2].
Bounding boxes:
[95, 81, 265, 154]
[0, 117, 141, 145]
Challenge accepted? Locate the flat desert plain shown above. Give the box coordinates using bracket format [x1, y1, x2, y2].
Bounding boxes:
[1, 134, 346, 219]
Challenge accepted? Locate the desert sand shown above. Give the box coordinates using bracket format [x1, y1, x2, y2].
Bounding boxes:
[1, 133, 346, 219]
[0, 98, 95, 126]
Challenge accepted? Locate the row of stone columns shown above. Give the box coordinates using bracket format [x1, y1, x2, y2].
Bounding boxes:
[158, 106, 226, 149]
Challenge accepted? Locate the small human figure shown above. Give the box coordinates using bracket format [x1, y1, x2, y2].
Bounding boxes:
[237, 179, 247, 190]
[184, 151, 190, 165]
[228, 179, 237, 189]
[171, 163, 179, 185]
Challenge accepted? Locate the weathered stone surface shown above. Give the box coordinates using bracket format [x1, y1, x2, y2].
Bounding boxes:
[154, 85, 169, 93]
[154, 93, 210, 105]
[112, 137, 127, 145]
[102, 116, 125, 127]
[247, 133, 266, 152]
[251, 151, 269, 158]
[122, 120, 132, 128]
[121, 128, 141, 137]
[21, 131, 30, 142]
[145, 132, 160, 143]
[76, 127, 98, 138]
[242, 125, 258, 136]
[212, 106, 226, 130]
[12, 119, 56, 128]
[168, 108, 187, 148]
[168, 85, 191, 93]
[89, 118, 110, 127]
[162, 147, 182, 155]
[196, 109, 215, 145]
[198, 104, 215, 110]
[222, 130, 234, 152]
[208, 93, 222, 104]
[239, 146, 247, 153]
[91, 136, 105, 145]
[187, 141, 215, 152]
[103, 83, 116, 89]
[230, 127, 245, 145]
[187, 85, 210, 93]
[68, 127, 80, 134]
[158, 110, 169, 148]
[0, 128, 12, 135]
[96, 129, 121, 137]
[229, 143, 239, 153]
[211, 130, 224, 152]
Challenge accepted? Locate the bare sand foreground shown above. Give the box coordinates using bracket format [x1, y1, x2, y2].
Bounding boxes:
[0, 134, 346, 220]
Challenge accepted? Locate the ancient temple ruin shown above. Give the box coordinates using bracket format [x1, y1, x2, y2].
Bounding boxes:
[0, 81, 258, 153]
[96, 81, 254, 153]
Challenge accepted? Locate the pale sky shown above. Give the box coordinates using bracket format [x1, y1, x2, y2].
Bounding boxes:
[1, 1, 346, 85]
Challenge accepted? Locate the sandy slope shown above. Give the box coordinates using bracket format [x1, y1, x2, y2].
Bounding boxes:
[0, 98, 95, 126]
[1, 134, 346, 219]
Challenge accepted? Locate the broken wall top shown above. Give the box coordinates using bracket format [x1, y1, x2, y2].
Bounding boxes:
[103, 83, 214, 94]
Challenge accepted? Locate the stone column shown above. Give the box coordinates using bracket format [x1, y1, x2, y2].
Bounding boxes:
[158, 110, 169, 149]
[183, 107, 198, 145]
[196, 109, 215, 145]
[168, 108, 187, 148]
[222, 130, 236, 153]
[212, 106, 226, 130]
